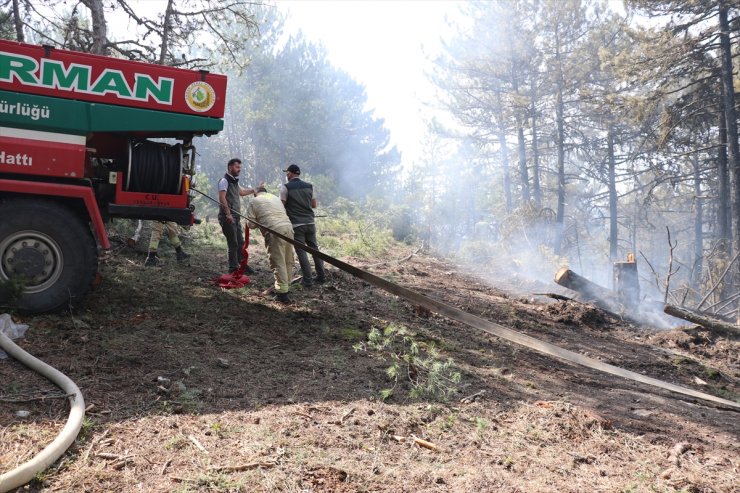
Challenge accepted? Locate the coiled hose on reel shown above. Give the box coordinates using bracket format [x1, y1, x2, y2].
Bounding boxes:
[127, 140, 183, 195]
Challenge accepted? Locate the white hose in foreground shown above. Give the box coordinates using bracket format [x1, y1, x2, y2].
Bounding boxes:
[0, 331, 85, 493]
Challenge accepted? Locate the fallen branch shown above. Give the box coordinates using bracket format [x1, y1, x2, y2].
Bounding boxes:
[411, 435, 440, 452]
[209, 461, 278, 472]
[664, 305, 739, 337]
[363, 246, 422, 269]
[460, 390, 486, 404]
[82, 429, 110, 464]
[669, 442, 693, 466]
[170, 476, 197, 483]
[187, 434, 209, 454]
[340, 407, 356, 423]
[96, 452, 124, 460]
[534, 292, 573, 302]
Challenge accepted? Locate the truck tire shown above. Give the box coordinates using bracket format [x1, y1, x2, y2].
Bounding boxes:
[0, 199, 98, 314]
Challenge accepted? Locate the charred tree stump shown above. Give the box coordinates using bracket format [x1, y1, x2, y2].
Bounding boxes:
[663, 304, 740, 337]
[613, 260, 640, 309]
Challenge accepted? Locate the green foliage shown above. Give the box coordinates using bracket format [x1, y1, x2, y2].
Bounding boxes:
[339, 326, 366, 342]
[390, 206, 416, 243]
[474, 417, 490, 432]
[354, 324, 461, 402]
[0, 276, 28, 312]
[190, 171, 218, 217]
[319, 197, 395, 259]
[195, 8, 401, 199]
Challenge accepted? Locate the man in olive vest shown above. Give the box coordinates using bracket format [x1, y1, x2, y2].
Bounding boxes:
[218, 158, 260, 274]
[279, 164, 327, 286]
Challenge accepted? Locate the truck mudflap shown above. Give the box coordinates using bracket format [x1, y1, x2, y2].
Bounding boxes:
[0, 178, 110, 249]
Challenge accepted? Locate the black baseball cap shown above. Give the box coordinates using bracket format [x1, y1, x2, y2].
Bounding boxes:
[283, 164, 301, 174]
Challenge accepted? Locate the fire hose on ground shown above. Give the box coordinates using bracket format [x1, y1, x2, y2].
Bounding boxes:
[194, 187, 740, 411]
[0, 330, 85, 493]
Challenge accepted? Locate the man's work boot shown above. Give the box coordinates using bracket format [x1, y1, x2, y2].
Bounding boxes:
[244, 265, 255, 275]
[272, 292, 291, 304]
[176, 246, 190, 262]
[144, 253, 160, 267]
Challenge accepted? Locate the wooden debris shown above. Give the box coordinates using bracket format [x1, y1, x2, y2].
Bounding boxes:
[170, 476, 196, 483]
[83, 429, 110, 463]
[554, 267, 655, 325]
[460, 390, 486, 404]
[340, 407, 356, 423]
[112, 458, 133, 470]
[669, 442, 693, 466]
[555, 268, 617, 306]
[391, 435, 406, 443]
[411, 435, 440, 452]
[210, 460, 278, 472]
[187, 434, 208, 454]
[664, 304, 739, 337]
[534, 293, 573, 302]
[96, 452, 123, 460]
[294, 411, 314, 420]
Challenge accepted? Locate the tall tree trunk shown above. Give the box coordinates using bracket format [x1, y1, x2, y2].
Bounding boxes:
[718, 1, 740, 320]
[495, 84, 513, 212]
[530, 85, 542, 207]
[83, 0, 107, 55]
[12, 0, 24, 42]
[158, 0, 176, 65]
[554, 29, 566, 254]
[692, 153, 703, 296]
[608, 125, 617, 262]
[717, 85, 732, 249]
[716, 84, 732, 302]
[512, 75, 530, 204]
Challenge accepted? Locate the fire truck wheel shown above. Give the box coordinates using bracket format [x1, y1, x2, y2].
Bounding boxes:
[0, 199, 98, 314]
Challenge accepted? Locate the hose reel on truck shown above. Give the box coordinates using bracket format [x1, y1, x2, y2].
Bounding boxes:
[125, 139, 195, 196]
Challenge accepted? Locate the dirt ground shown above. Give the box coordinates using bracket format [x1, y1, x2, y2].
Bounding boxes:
[1, 232, 738, 492]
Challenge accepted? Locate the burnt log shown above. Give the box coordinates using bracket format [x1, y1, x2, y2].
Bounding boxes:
[554, 268, 622, 312]
[663, 304, 740, 337]
[554, 268, 653, 326]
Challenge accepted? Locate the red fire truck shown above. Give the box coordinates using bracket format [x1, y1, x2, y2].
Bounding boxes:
[0, 40, 227, 313]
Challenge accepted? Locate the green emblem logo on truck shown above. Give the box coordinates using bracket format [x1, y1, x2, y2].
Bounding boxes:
[0, 51, 174, 104]
[184, 81, 215, 112]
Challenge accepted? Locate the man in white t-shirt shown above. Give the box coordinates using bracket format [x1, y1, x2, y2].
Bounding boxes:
[217, 158, 260, 274]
